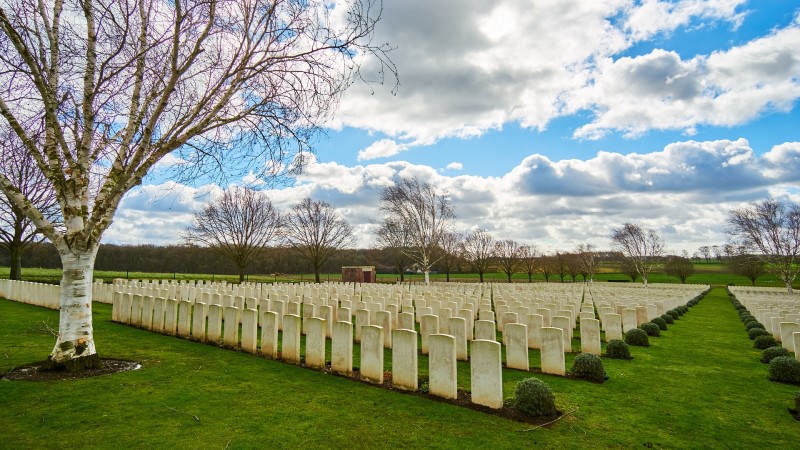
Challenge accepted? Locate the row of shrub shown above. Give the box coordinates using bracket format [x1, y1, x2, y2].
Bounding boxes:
[729, 291, 800, 386]
[526, 294, 707, 418]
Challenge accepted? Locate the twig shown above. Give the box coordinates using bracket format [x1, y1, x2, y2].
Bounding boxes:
[223, 438, 233, 449]
[517, 408, 578, 432]
[163, 403, 200, 422]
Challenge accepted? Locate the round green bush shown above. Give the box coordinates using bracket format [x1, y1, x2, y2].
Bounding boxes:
[661, 314, 674, 324]
[768, 356, 800, 384]
[568, 353, 607, 383]
[625, 328, 650, 347]
[676, 305, 688, 315]
[651, 317, 668, 331]
[754, 335, 778, 350]
[748, 328, 771, 340]
[605, 339, 631, 360]
[667, 310, 679, 320]
[514, 378, 558, 416]
[744, 320, 764, 330]
[739, 314, 754, 323]
[640, 322, 661, 337]
[762, 346, 791, 364]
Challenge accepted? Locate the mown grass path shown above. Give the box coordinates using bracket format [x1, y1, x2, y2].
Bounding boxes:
[1, 287, 797, 449]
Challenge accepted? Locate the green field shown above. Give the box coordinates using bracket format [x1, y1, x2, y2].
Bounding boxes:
[2, 287, 798, 448]
[2, 263, 797, 289]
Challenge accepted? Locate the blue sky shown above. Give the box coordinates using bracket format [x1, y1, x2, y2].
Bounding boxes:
[108, 0, 800, 255]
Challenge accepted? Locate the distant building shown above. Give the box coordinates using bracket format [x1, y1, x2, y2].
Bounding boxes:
[342, 266, 376, 283]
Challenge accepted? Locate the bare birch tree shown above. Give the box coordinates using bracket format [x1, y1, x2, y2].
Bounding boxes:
[575, 243, 598, 283]
[610, 223, 665, 287]
[379, 177, 455, 284]
[0, 0, 394, 370]
[494, 239, 520, 283]
[462, 229, 493, 283]
[284, 198, 354, 283]
[727, 199, 800, 293]
[183, 187, 282, 282]
[0, 129, 59, 280]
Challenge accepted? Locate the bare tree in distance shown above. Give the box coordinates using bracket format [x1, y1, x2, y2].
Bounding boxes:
[575, 243, 598, 283]
[711, 245, 722, 263]
[728, 252, 766, 286]
[619, 256, 640, 283]
[494, 239, 521, 283]
[539, 254, 554, 282]
[664, 255, 694, 284]
[436, 231, 463, 282]
[379, 177, 455, 284]
[518, 245, 539, 283]
[0, 0, 395, 370]
[698, 246, 711, 263]
[183, 187, 283, 283]
[727, 199, 800, 293]
[285, 198, 355, 283]
[462, 229, 494, 283]
[610, 223, 665, 287]
[554, 252, 569, 283]
[0, 131, 59, 280]
[374, 218, 412, 282]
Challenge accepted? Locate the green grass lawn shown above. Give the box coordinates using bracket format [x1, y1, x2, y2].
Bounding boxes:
[1, 287, 798, 448]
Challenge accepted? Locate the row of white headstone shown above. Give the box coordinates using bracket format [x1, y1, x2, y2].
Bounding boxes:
[729, 286, 800, 360]
[0, 279, 61, 309]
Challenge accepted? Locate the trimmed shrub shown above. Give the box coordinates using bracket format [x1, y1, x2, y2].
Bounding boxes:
[640, 322, 661, 337]
[651, 317, 668, 331]
[762, 346, 791, 364]
[514, 378, 558, 416]
[768, 356, 800, 384]
[676, 305, 688, 315]
[625, 328, 650, 347]
[667, 310, 679, 320]
[744, 320, 764, 330]
[661, 314, 674, 324]
[748, 328, 771, 340]
[740, 314, 754, 323]
[754, 335, 778, 350]
[605, 339, 631, 360]
[568, 353, 607, 383]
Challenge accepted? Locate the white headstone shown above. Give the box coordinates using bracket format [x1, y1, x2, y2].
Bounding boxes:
[331, 321, 353, 376]
[504, 323, 529, 371]
[360, 325, 384, 384]
[429, 334, 457, 399]
[392, 329, 418, 391]
[540, 327, 566, 376]
[470, 339, 503, 409]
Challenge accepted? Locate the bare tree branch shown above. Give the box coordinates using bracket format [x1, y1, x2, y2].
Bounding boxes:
[610, 223, 665, 287]
[727, 199, 800, 293]
[182, 186, 283, 282]
[462, 229, 493, 283]
[378, 176, 455, 284]
[284, 197, 354, 283]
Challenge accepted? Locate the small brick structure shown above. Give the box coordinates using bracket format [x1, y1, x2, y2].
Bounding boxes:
[342, 266, 376, 283]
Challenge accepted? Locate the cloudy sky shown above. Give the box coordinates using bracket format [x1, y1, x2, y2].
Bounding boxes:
[105, 0, 800, 255]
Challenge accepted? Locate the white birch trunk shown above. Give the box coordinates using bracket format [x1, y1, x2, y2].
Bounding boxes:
[424, 270, 430, 285]
[48, 244, 101, 370]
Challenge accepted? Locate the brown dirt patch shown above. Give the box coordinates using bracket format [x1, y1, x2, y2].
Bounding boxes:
[2, 359, 141, 382]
